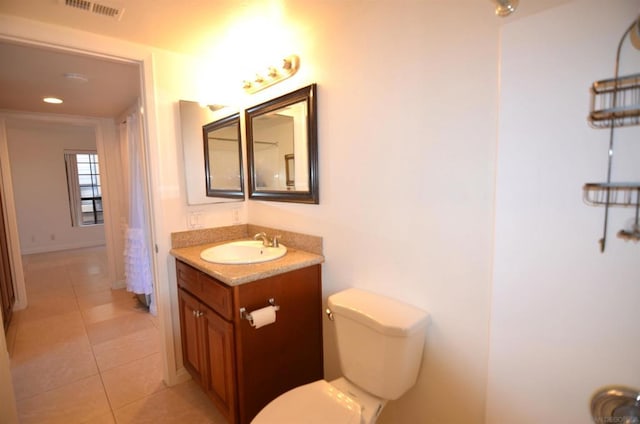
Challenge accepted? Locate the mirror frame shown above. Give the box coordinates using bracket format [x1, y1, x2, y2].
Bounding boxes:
[202, 113, 245, 199]
[245, 84, 318, 204]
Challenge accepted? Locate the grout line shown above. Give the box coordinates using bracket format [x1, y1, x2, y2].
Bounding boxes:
[17, 249, 118, 422]
[80, 287, 117, 421]
[13, 248, 172, 423]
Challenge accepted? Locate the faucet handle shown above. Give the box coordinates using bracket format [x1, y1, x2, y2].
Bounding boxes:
[271, 235, 281, 248]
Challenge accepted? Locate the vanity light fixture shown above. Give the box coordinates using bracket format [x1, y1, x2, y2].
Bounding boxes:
[43, 97, 63, 104]
[494, 0, 518, 17]
[207, 104, 226, 112]
[242, 54, 300, 94]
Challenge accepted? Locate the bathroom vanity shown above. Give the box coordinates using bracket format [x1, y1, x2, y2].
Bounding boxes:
[171, 225, 324, 424]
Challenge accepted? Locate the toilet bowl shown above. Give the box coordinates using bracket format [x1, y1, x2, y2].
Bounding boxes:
[252, 378, 385, 424]
[251, 288, 429, 424]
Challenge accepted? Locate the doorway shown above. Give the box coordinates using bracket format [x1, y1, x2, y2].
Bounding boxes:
[0, 37, 162, 362]
[0, 39, 149, 311]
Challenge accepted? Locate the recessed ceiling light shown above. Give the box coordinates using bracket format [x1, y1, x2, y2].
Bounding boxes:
[43, 97, 63, 104]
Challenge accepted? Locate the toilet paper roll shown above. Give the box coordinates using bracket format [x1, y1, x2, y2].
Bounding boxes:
[249, 305, 277, 329]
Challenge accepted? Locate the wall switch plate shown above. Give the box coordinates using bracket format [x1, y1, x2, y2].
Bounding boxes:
[188, 211, 204, 229]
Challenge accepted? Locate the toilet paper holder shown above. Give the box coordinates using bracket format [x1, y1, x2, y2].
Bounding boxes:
[239, 298, 280, 324]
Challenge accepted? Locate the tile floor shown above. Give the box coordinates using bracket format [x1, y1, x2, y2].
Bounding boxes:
[6, 246, 226, 423]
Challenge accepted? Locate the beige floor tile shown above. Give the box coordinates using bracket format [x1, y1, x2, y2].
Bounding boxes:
[76, 288, 136, 310]
[101, 352, 166, 409]
[80, 296, 148, 324]
[23, 263, 69, 279]
[68, 260, 107, 278]
[72, 279, 113, 296]
[148, 312, 160, 329]
[85, 311, 155, 345]
[5, 317, 19, 357]
[11, 338, 98, 400]
[15, 294, 81, 323]
[22, 269, 62, 283]
[13, 247, 174, 423]
[24, 268, 73, 287]
[93, 326, 160, 372]
[16, 375, 111, 424]
[12, 311, 88, 356]
[113, 380, 225, 424]
[80, 411, 117, 424]
[26, 282, 76, 302]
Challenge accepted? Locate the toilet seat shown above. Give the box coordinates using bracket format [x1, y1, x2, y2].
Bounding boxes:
[251, 380, 362, 424]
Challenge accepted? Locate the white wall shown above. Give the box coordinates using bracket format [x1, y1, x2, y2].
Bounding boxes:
[4, 2, 497, 422]
[7, 1, 638, 423]
[5, 120, 106, 253]
[232, 2, 500, 423]
[487, 1, 640, 423]
[29, 2, 497, 423]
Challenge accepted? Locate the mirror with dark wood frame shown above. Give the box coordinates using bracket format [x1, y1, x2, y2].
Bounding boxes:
[245, 84, 318, 204]
[203, 113, 244, 199]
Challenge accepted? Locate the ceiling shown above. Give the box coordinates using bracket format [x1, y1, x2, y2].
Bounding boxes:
[0, 0, 231, 119]
[0, 0, 238, 56]
[0, 41, 140, 118]
[0, 0, 568, 118]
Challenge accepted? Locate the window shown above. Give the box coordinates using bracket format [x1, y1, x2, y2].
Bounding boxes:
[65, 151, 103, 226]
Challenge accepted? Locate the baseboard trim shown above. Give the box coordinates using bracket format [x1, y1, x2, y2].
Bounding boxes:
[21, 241, 106, 255]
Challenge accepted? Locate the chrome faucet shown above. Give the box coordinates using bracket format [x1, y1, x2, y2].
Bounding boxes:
[253, 232, 270, 246]
[253, 232, 281, 247]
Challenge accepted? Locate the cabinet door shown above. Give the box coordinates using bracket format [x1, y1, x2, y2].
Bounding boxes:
[235, 265, 323, 424]
[201, 303, 237, 424]
[0, 254, 12, 331]
[0, 188, 13, 331]
[178, 288, 204, 384]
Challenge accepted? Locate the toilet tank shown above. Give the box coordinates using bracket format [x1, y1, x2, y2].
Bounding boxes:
[328, 288, 429, 400]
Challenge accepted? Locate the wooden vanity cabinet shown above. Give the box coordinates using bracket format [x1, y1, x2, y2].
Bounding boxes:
[0, 188, 14, 331]
[176, 260, 323, 424]
[178, 287, 237, 421]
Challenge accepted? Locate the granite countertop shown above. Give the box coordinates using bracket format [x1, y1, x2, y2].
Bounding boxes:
[170, 239, 324, 286]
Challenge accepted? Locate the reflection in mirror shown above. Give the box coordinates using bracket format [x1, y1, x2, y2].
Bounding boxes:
[203, 114, 244, 198]
[179, 101, 244, 204]
[246, 84, 318, 204]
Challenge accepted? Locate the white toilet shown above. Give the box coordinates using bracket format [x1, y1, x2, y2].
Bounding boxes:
[251, 288, 429, 424]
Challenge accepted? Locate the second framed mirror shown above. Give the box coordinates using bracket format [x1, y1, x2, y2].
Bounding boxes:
[245, 84, 318, 204]
[203, 113, 244, 199]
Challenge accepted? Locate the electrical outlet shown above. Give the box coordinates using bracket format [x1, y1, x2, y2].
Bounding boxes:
[231, 208, 240, 224]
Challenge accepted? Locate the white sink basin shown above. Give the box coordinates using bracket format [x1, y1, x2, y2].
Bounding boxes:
[200, 240, 287, 265]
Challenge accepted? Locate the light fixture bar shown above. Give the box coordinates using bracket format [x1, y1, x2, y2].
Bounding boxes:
[243, 55, 300, 94]
[495, 0, 518, 17]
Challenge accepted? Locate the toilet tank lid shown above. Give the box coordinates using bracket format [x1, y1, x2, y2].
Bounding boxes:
[328, 288, 429, 336]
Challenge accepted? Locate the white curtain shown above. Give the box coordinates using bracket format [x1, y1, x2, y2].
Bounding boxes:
[122, 112, 156, 315]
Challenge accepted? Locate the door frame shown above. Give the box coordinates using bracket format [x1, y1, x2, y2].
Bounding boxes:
[0, 14, 183, 392]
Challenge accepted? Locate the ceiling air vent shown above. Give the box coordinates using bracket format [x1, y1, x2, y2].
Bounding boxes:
[64, 0, 91, 11]
[59, 0, 125, 20]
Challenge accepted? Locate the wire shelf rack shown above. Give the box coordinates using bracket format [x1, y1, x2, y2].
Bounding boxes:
[583, 183, 640, 207]
[589, 73, 640, 128]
